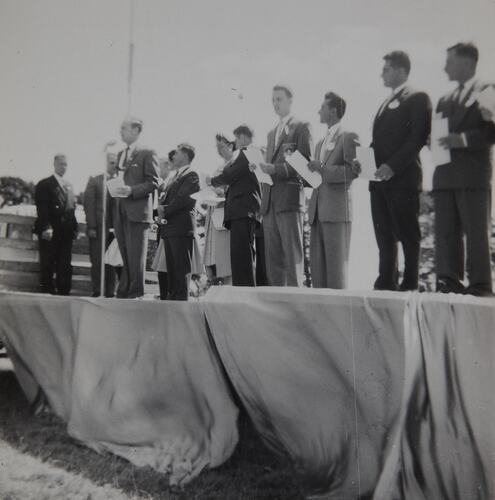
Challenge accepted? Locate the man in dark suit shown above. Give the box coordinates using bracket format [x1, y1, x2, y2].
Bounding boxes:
[83, 152, 119, 297]
[158, 144, 200, 300]
[259, 84, 313, 286]
[307, 92, 360, 289]
[362, 51, 431, 291]
[34, 154, 78, 295]
[207, 125, 261, 286]
[434, 43, 495, 296]
[113, 117, 159, 299]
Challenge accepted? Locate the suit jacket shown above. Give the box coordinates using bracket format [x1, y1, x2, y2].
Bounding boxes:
[83, 174, 114, 230]
[210, 149, 261, 228]
[34, 175, 78, 237]
[308, 127, 358, 225]
[370, 85, 431, 191]
[260, 117, 313, 215]
[434, 81, 495, 190]
[159, 167, 200, 238]
[115, 145, 159, 223]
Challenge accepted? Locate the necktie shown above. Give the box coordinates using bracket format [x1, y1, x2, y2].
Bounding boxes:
[121, 147, 130, 170]
[320, 129, 332, 162]
[276, 121, 284, 145]
[454, 83, 465, 105]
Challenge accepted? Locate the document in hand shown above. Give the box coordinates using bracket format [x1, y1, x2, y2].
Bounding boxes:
[475, 86, 495, 115]
[190, 189, 225, 206]
[285, 150, 322, 188]
[431, 116, 451, 167]
[243, 146, 272, 185]
[106, 176, 128, 198]
[355, 146, 380, 181]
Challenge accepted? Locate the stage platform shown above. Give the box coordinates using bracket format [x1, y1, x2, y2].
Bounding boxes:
[0, 287, 493, 499]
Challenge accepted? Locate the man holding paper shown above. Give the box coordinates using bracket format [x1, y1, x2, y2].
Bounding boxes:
[207, 125, 261, 286]
[258, 84, 313, 287]
[363, 51, 431, 291]
[307, 92, 360, 289]
[433, 43, 495, 296]
[113, 117, 159, 299]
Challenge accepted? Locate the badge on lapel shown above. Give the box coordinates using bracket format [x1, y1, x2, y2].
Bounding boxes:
[388, 100, 400, 110]
[326, 142, 336, 151]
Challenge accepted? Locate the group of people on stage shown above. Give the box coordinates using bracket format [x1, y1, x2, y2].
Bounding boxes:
[34, 42, 495, 300]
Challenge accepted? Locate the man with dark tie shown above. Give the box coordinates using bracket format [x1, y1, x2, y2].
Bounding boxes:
[157, 144, 199, 300]
[83, 151, 119, 297]
[307, 92, 360, 289]
[259, 84, 313, 287]
[113, 117, 159, 299]
[34, 154, 78, 295]
[207, 125, 261, 286]
[434, 43, 495, 296]
[365, 51, 431, 291]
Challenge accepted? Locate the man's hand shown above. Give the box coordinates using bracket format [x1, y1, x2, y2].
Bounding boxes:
[259, 162, 275, 175]
[375, 163, 395, 181]
[351, 159, 362, 176]
[41, 228, 53, 241]
[307, 160, 322, 173]
[438, 133, 465, 149]
[87, 228, 97, 239]
[115, 185, 132, 197]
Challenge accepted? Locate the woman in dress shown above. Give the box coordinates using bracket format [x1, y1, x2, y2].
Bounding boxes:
[203, 134, 235, 285]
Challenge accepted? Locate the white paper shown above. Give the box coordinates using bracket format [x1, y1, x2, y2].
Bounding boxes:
[356, 146, 380, 181]
[475, 86, 495, 114]
[243, 146, 273, 185]
[106, 176, 128, 198]
[431, 117, 451, 167]
[285, 150, 322, 188]
[190, 189, 225, 206]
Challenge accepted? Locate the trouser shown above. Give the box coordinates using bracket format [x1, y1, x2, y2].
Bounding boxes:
[310, 220, 351, 289]
[229, 218, 257, 287]
[39, 231, 73, 295]
[370, 188, 421, 290]
[88, 229, 118, 297]
[433, 189, 492, 293]
[114, 203, 149, 298]
[164, 236, 192, 301]
[158, 271, 168, 300]
[255, 223, 268, 286]
[263, 208, 304, 287]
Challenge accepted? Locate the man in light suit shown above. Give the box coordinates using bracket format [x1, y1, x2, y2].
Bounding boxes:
[259, 84, 313, 286]
[34, 154, 78, 295]
[434, 43, 495, 296]
[83, 152, 119, 297]
[358, 51, 431, 291]
[157, 144, 199, 300]
[113, 117, 159, 299]
[307, 92, 359, 289]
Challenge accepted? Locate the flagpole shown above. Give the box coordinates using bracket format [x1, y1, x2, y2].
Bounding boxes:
[127, 0, 135, 115]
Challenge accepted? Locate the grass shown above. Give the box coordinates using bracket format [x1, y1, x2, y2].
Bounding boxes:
[0, 360, 304, 500]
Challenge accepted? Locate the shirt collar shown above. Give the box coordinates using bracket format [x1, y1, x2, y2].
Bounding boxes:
[53, 173, 65, 187]
[278, 114, 292, 127]
[125, 141, 138, 153]
[327, 123, 341, 141]
[459, 76, 477, 97]
[392, 82, 408, 96]
[175, 164, 191, 177]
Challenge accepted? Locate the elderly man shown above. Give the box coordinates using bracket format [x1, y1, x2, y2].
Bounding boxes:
[34, 154, 78, 295]
[113, 117, 159, 299]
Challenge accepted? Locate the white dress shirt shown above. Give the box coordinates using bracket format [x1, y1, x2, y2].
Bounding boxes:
[53, 173, 67, 190]
[119, 141, 138, 169]
[275, 114, 292, 145]
[377, 82, 408, 118]
[319, 123, 341, 162]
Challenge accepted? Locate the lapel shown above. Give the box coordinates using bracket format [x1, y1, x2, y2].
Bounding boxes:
[271, 117, 293, 163]
[373, 86, 408, 130]
[164, 166, 191, 200]
[51, 175, 67, 205]
[450, 81, 479, 130]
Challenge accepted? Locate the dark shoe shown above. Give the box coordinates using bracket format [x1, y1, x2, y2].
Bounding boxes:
[398, 283, 418, 292]
[436, 278, 465, 295]
[465, 285, 494, 297]
[91, 292, 100, 298]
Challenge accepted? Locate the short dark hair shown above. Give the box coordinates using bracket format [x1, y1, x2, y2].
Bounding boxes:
[167, 149, 175, 162]
[448, 42, 479, 63]
[324, 92, 347, 119]
[233, 125, 254, 139]
[54, 154, 67, 162]
[215, 133, 235, 149]
[272, 84, 293, 99]
[177, 143, 195, 162]
[383, 51, 411, 75]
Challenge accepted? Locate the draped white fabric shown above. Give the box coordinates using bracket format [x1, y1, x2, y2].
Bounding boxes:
[0, 288, 493, 498]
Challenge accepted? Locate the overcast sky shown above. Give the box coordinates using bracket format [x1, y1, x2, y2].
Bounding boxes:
[1, 0, 494, 286]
